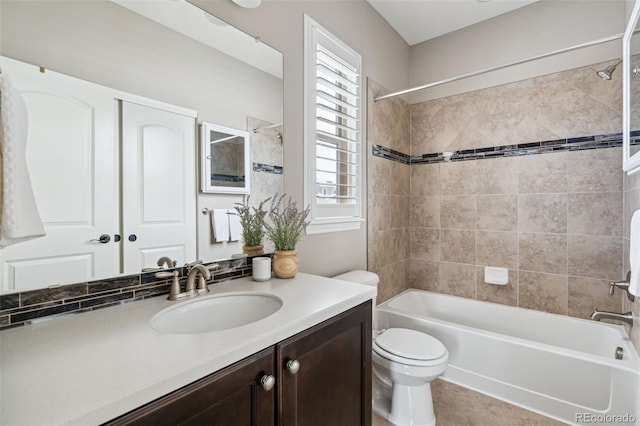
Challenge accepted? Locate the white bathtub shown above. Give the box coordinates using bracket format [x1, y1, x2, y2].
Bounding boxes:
[375, 290, 640, 425]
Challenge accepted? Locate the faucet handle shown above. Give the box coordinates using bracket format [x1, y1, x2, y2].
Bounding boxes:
[155, 271, 176, 280]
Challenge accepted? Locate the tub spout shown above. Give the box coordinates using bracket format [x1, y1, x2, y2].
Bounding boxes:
[590, 307, 633, 326]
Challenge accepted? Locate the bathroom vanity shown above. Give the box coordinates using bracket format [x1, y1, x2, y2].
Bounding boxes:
[0, 274, 374, 426]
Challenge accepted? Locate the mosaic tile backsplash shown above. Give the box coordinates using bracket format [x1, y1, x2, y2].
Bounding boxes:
[0, 256, 264, 330]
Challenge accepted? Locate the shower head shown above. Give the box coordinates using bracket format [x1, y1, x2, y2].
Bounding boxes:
[596, 60, 622, 80]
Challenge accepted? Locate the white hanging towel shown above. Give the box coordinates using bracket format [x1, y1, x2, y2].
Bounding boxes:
[0, 71, 45, 247]
[228, 209, 243, 242]
[629, 209, 640, 297]
[210, 209, 230, 243]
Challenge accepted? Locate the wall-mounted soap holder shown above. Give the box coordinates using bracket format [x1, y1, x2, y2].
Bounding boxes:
[609, 271, 635, 302]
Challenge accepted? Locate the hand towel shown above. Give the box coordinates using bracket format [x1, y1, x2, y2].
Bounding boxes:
[0, 71, 45, 247]
[228, 210, 243, 242]
[210, 209, 230, 243]
[630, 209, 640, 297]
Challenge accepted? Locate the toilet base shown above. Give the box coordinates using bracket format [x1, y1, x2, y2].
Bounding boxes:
[373, 380, 436, 426]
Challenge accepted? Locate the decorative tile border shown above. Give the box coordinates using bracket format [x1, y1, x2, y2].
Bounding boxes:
[0, 255, 271, 330]
[253, 162, 283, 175]
[372, 131, 640, 165]
[371, 145, 410, 164]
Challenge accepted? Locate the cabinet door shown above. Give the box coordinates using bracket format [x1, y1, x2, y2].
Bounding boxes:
[105, 348, 276, 426]
[277, 301, 372, 426]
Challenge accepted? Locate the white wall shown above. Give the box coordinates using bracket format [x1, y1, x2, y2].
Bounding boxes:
[191, 0, 411, 276]
[408, 0, 626, 103]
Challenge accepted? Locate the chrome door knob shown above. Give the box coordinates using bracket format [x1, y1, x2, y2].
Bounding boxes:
[286, 359, 300, 375]
[260, 374, 275, 391]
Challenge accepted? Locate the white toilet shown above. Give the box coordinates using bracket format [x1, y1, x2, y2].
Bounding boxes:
[333, 270, 448, 426]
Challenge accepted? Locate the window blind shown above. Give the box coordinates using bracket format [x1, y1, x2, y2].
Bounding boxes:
[314, 45, 360, 205]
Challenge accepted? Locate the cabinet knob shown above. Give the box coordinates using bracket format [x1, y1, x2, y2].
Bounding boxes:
[260, 374, 275, 391]
[286, 359, 300, 375]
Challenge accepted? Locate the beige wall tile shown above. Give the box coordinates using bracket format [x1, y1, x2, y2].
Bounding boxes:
[440, 161, 477, 195]
[518, 233, 567, 275]
[373, 260, 410, 305]
[440, 229, 476, 264]
[518, 271, 568, 315]
[369, 229, 410, 269]
[368, 79, 410, 154]
[410, 196, 440, 228]
[518, 194, 567, 234]
[567, 192, 623, 236]
[410, 228, 439, 261]
[476, 156, 519, 195]
[518, 152, 567, 194]
[568, 147, 623, 193]
[477, 231, 517, 269]
[409, 258, 440, 292]
[477, 194, 517, 232]
[567, 235, 623, 281]
[440, 195, 476, 230]
[411, 164, 440, 197]
[624, 185, 640, 238]
[568, 276, 622, 320]
[369, 194, 410, 232]
[439, 262, 476, 298]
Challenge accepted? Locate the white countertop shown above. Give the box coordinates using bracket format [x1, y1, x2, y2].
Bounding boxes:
[0, 273, 375, 426]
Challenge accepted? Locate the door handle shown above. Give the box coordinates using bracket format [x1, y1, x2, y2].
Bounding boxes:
[90, 234, 111, 244]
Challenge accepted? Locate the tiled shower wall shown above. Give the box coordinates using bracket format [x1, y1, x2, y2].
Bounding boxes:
[368, 59, 637, 320]
[368, 79, 410, 304]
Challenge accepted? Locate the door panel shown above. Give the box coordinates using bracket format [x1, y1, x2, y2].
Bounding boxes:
[0, 57, 118, 292]
[120, 101, 196, 274]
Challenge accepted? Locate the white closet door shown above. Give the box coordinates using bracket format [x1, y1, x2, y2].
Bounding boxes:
[0, 57, 119, 292]
[120, 101, 196, 273]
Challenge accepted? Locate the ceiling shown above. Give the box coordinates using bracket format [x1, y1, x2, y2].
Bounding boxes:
[366, 0, 540, 46]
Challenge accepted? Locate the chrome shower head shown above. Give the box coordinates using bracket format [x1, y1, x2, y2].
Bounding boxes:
[596, 60, 622, 80]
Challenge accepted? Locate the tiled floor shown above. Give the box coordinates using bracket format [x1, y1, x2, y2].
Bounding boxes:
[372, 379, 565, 426]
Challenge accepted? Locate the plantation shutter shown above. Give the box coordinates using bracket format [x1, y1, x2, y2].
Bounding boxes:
[304, 16, 363, 234]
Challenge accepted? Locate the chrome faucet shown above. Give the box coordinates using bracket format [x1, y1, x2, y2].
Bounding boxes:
[185, 264, 211, 296]
[590, 307, 634, 326]
[157, 256, 177, 269]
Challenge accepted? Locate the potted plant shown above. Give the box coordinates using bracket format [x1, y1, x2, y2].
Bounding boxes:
[234, 195, 270, 256]
[264, 194, 310, 278]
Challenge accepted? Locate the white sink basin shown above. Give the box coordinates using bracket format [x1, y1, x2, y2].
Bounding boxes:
[150, 293, 283, 334]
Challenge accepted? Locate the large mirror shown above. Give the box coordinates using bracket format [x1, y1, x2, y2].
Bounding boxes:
[624, 0, 640, 174]
[0, 0, 283, 294]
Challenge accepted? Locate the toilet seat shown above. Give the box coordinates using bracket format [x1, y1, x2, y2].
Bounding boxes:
[374, 328, 447, 366]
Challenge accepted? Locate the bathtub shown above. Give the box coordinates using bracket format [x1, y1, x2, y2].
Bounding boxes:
[375, 290, 640, 425]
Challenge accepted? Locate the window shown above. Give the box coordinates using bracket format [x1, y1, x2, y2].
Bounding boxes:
[304, 15, 363, 234]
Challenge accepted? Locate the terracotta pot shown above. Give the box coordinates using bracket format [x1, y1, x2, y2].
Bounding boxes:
[272, 250, 299, 279]
[242, 244, 264, 256]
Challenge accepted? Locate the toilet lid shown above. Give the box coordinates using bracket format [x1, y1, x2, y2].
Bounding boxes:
[374, 328, 446, 361]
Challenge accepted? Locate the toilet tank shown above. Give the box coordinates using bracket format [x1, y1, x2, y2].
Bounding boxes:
[332, 270, 379, 287]
[332, 270, 379, 328]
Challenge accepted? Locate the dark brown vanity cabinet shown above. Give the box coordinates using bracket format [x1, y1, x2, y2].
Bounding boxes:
[106, 347, 276, 426]
[277, 301, 372, 426]
[106, 301, 371, 426]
